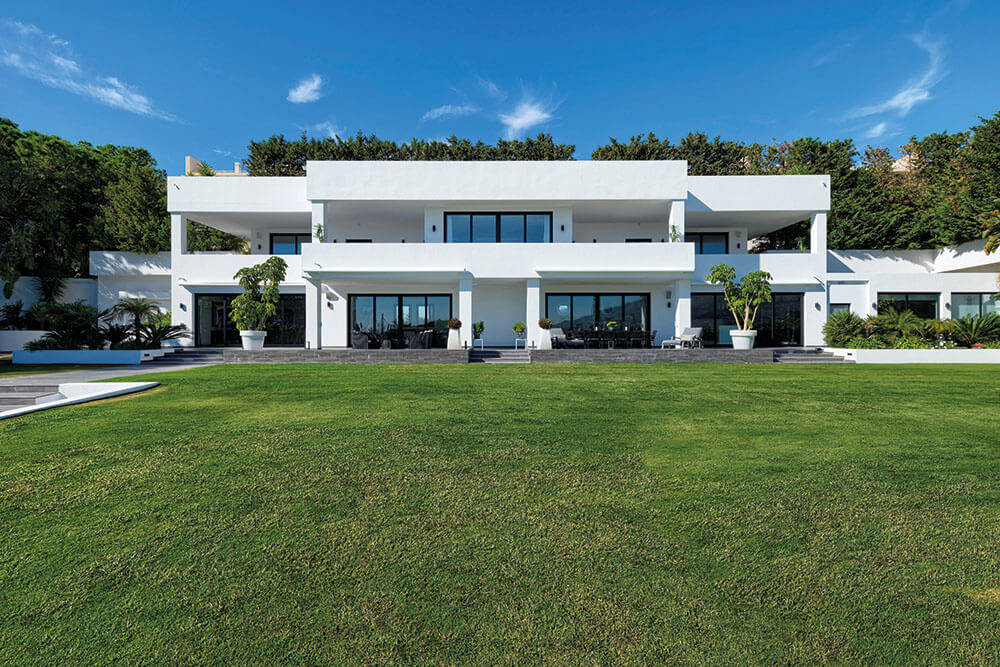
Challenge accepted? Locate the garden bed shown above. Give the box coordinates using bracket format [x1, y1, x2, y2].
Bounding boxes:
[825, 347, 1000, 363]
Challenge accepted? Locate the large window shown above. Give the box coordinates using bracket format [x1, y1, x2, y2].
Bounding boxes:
[195, 293, 305, 347]
[270, 233, 311, 255]
[692, 292, 802, 346]
[349, 294, 452, 347]
[952, 293, 1000, 318]
[445, 213, 552, 243]
[877, 293, 938, 319]
[684, 232, 728, 254]
[545, 293, 650, 333]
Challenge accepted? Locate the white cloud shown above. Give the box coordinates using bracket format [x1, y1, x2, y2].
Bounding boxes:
[0, 19, 174, 120]
[420, 103, 478, 122]
[477, 76, 506, 100]
[498, 97, 554, 139]
[310, 121, 342, 139]
[864, 121, 888, 139]
[847, 34, 945, 119]
[287, 74, 323, 103]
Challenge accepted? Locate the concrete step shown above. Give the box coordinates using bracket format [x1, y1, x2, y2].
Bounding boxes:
[0, 384, 59, 394]
[773, 348, 853, 364]
[0, 391, 58, 407]
[469, 349, 531, 364]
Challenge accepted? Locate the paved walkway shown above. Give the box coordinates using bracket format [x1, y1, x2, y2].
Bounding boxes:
[0, 363, 215, 386]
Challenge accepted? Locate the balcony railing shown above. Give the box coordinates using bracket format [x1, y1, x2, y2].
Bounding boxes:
[301, 242, 695, 279]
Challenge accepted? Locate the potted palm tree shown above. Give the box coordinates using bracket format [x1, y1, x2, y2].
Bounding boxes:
[705, 264, 773, 349]
[447, 317, 462, 349]
[229, 256, 287, 350]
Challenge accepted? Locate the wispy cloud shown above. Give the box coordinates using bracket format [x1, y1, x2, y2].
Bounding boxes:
[477, 76, 506, 100]
[287, 74, 323, 103]
[420, 103, 478, 122]
[864, 121, 888, 139]
[307, 120, 343, 139]
[212, 148, 234, 158]
[0, 19, 175, 120]
[846, 34, 945, 119]
[499, 96, 555, 139]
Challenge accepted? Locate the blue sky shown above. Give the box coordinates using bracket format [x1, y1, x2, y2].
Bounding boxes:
[2, 1, 997, 173]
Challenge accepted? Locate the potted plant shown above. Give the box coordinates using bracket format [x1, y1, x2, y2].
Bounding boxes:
[229, 256, 287, 350]
[538, 317, 553, 349]
[447, 317, 462, 349]
[473, 321, 485, 340]
[705, 263, 773, 349]
[512, 321, 526, 340]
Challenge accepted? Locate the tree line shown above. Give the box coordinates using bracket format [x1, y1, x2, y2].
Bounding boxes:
[3, 111, 999, 299]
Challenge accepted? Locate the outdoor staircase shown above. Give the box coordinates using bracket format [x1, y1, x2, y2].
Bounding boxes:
[469, 348, 532, 364]
[144, 348, 226, 367]
[0, 384, 60, 410]
[773, 348, 853, 364]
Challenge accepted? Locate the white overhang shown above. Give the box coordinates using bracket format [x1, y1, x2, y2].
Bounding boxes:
[305, 160, 688, 201]
[686, 175, 830, 237]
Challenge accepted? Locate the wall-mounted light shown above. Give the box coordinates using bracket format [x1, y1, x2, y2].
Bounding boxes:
[258, 244, 262, 250]
[179, 303, 187, 312]
[560, 224, 565, 231]
[592, 239, 597, 243]
[432, 224, 436, 232]
[665, 290, 673, 309]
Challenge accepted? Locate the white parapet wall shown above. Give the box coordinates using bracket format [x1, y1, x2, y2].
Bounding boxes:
[825, 347, 1000, 363]
[11, 349, 164, 365]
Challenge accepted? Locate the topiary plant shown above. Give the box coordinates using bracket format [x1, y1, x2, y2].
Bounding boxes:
[447, 317, 462, 330]
[512, 321, 526, 336]
[538, 318, 552, 330]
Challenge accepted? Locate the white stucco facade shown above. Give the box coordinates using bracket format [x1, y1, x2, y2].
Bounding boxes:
[48, 159, 997, 352]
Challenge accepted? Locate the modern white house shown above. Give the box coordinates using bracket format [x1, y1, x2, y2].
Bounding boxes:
[4, 159, 997, 353]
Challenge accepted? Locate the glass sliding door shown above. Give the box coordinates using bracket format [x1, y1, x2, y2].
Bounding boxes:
[692, 292, 802, 346]
[196, 293, 305, 347]
[444, 212, 553, 243]
[349, 294, 453, 348]
[545, 294, 650, 335]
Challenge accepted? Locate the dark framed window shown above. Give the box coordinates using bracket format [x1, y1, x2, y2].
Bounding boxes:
[270, 233, 311, 255]
[692, 292, 803, 346]
[545, 293, 651, 333]
[445, 212, 552, 243]
[830, 303, 851, 314]
[877, 293, 938, 319]
[684, 232, 729, 254]
[194, 293, 304, 347]
[348, 294, 452, 348]
[951, 293, 1000, 318]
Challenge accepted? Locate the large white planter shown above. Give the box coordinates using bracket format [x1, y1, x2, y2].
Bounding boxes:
[538, 329, 552, 350]
[239, 330, 266, 350]
[447, 328, 462, 350]
[730, 330, 757, 350]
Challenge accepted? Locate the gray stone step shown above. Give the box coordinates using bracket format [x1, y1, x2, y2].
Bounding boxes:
[469, 349, 531, 364]
[0, 384, 59, 394]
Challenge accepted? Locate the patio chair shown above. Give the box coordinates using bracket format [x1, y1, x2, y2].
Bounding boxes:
[661, 327, 704, 349]
[551, 328, 584, 349]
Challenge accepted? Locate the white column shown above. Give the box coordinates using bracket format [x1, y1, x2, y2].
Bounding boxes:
[170, 212, 187, 255]
[526, 278, 541, 347]
[311, 202, 327, 242]
[674, 279, 691, 337]
[669, 200, 685, 242]
[810, 211, 827, 256]
[169, 213, 193, 343]
[459, 280, 473, 347]
[305, 279, 321, 349]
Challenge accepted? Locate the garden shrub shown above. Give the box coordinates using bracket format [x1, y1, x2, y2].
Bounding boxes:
[846, 336, 887, 349]
[822, 310, 864, 346]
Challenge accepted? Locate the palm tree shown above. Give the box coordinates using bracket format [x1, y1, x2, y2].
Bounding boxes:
[110, 297, 161, 346]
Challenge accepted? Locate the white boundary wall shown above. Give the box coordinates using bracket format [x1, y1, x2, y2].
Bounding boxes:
[826, 347, 1000, 363]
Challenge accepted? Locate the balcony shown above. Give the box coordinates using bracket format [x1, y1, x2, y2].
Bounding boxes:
[172, 253, 304, 286]
[694, 251, 825, 285]
[301, 242, 695, 280]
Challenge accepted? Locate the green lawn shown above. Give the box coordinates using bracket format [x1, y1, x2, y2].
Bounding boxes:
[1, 363, 999, 663]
